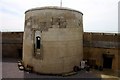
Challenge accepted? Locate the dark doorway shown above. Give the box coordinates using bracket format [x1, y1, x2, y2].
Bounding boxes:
[18, 49, 22, 59]
[103, 57, 112, 69]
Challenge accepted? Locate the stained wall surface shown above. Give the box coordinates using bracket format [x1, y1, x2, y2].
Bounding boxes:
[83, 32, 120, 73]
[23, 7, 83, 74]
[2, 32, 23, 58]
[2, 32, 120, 74]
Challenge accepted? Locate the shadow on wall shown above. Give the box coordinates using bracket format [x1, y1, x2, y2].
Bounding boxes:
[2, 45, 22, 59]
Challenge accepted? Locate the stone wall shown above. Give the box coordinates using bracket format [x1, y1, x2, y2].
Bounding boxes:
[2, 32, 23, 58]
[2, 32, 119, 57]
[83, 32, 120, 72]
[1, 31, 120, 73]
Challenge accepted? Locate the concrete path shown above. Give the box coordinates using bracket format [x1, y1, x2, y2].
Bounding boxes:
[2, 58, 119, 80]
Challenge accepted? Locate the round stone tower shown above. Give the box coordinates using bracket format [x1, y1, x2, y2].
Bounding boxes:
[23, 6, 83, 74]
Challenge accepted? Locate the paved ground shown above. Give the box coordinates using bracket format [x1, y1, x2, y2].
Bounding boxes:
[2, 58, 120, 80]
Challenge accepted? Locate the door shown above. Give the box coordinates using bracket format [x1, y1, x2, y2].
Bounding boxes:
[103, 57, 112, 69]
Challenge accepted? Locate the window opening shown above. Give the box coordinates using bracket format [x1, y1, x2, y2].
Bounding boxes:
[36, 36, 41, 49]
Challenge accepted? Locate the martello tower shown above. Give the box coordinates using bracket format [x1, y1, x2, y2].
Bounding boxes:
[23, 6, 83, 74]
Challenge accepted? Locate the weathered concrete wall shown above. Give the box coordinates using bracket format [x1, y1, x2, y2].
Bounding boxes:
[23, 7, 83, 74]
[83, 32, 120, 73]
[84, 47, 119, 71]
[1, 31, 120, 74]
[2, 32, 23, 58]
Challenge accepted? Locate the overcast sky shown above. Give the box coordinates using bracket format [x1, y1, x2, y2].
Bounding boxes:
[0, 0, 119, 33]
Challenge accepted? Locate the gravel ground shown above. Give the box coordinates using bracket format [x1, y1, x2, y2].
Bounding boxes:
[2, 58, 119, 80]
